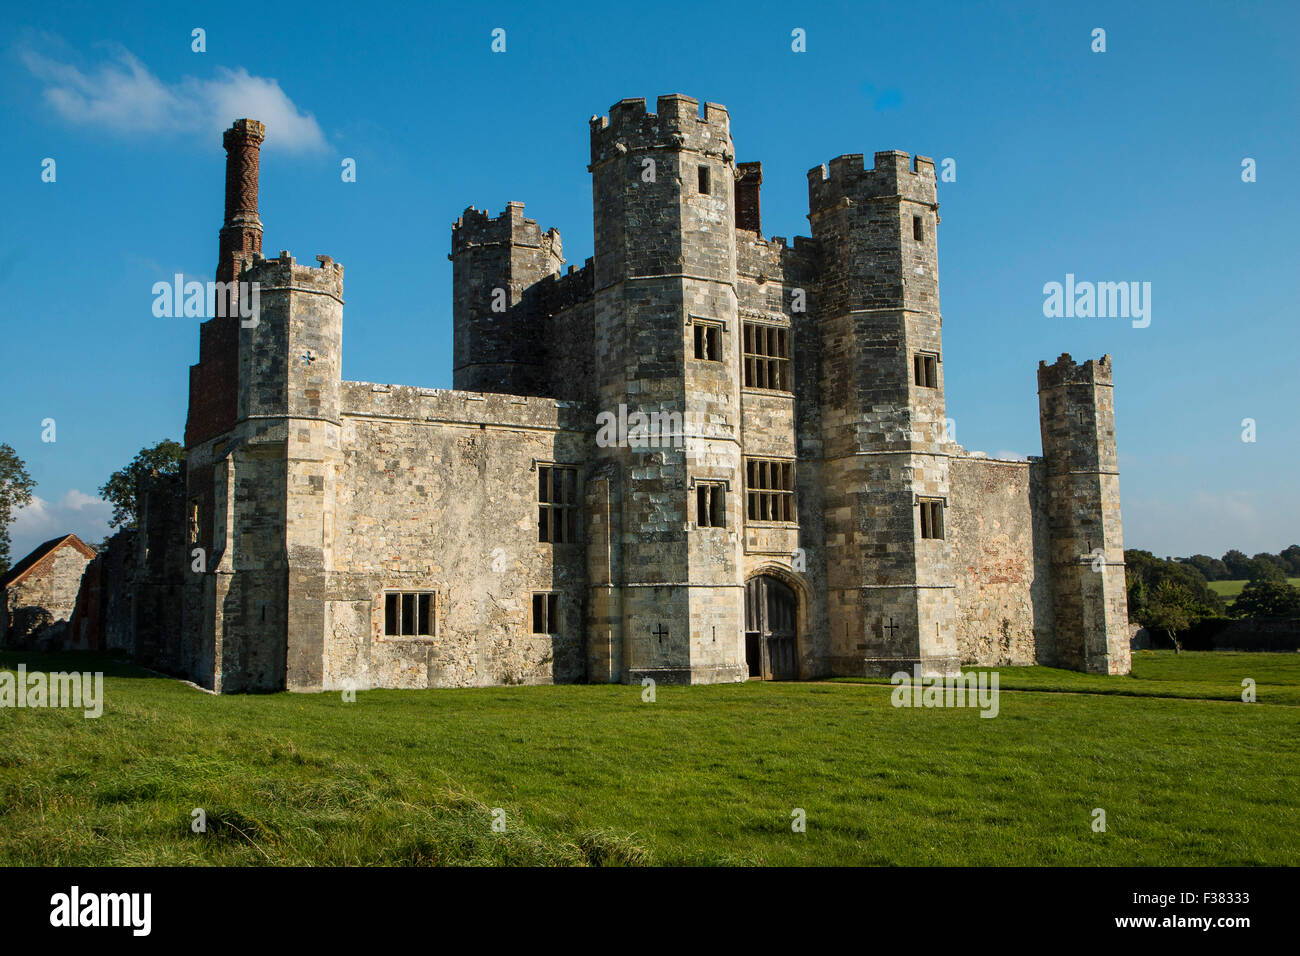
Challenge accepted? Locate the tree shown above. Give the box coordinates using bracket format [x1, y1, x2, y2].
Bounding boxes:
[1182, 554, 1229, 581]
[1244, 556, 1286, 583]
[1232, 580, 1300, 619]
[1125, 548, 1225, 626]
[98, 439, 186, 530]
[1280, 545, 1300, 576]
[1144, 579, 1199, 652]
[1221, 549, 1251, 579]
[0, 443, 37, 574]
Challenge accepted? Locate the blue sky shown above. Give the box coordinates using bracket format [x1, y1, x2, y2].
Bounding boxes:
[1, 0, 1296, 562]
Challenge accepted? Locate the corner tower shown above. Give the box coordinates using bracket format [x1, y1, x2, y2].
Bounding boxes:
[809, 151, 957, 677]
[586, 95, 747, 684]
[1038, 354, 1130, 674]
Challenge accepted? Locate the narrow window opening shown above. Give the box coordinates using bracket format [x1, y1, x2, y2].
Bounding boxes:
[913, 353, 938, 388]
[919, 500, 945, 540]
[696, 482, 726, 528]
[533, 593, 559, 634]
[698, 165, 711, 194]
[538, 465, 579, 543]
[913, 215, 924, 241]
[693, 322, 721, 361]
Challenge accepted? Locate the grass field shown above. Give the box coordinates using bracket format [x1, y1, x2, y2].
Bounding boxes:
[1208, 577, 1300, 599]
[1, 650, 1297, 866]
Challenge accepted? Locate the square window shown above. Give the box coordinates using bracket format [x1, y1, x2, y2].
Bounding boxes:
[742, 322, 791, 391]
[745, 458, 796, 523]
[383, 591, 436, 637]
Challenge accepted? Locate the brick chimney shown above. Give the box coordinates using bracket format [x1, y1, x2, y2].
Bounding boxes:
[186, 119, 265, 450]
[735, 161, 763, 235]
[217, 118, 265, 283]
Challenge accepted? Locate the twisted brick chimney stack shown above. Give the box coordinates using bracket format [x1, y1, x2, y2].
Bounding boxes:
[185, 119, 266, 449]
[217, 118, 265, 283]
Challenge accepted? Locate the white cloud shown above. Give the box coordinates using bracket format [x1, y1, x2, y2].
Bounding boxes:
[20, 43, 326, 153]
[9, 490, 114, 560]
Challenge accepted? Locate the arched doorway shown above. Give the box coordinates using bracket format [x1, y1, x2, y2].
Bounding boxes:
[745, 575, 798, 680]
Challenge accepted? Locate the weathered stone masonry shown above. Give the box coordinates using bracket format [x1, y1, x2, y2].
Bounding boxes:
[149, 94, 1131, 691]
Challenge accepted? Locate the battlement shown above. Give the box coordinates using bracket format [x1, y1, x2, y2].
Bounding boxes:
[589, 94, 732, 167]
[536, 257, 595, 315]
[736, 232, 819, 285]
[244, 251, 345, 298]
[1037, 353, 1114, 390]
[450, 202, 562, 261]
[807, 150, 937, 214]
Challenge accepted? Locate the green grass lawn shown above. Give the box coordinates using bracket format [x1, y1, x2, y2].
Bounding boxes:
[1208, 577, 1300, 599]
[1, 650, 1297, 866]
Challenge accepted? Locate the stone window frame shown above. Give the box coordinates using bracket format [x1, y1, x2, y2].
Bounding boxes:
[532, 592, 560, 635]
[380, 590, 438, 640]
[536, 461, 580, 544]
[691, 478, 729, 529]
[742, 320, 792, 393]
[745, 457, 796, 524]
[692, 319, 724, 362]
[698, 164, 712, 195]
[687, 314, 727, 363]
[913, 351, 939, 389]
[917, 497, 946, 540]
[913, 214, 924, 242]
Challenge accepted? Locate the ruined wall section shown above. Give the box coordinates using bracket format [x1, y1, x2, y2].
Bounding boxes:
[328, 384, 589, 688]
[1038, 353, 1130, 674]
[132, 473, 188, 674]
[536, 260, 596, 403]
[948, 455, 1055, 666]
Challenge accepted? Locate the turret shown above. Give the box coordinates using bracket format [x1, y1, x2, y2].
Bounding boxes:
[1038, 353, 1130, 674]
[586, 94, 747, 685]
[808, 150, 956, 677]
[450, 203, 563, 395]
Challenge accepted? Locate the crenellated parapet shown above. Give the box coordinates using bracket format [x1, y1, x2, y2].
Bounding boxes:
[243, 250, 345, 299]
[1037, 352, 1113, 389]
[807, 150, 937, 216]
[589, 94, 733, 169]
[450, 202, 563, 269]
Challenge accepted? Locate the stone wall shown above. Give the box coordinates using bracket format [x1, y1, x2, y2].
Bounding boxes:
[325, 383, 590, 688]
[949, 456, 1055, 666]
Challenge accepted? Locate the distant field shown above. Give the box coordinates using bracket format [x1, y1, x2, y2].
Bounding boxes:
[1208, 578, 1300, 599]
[1, 650, 1297, 866]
